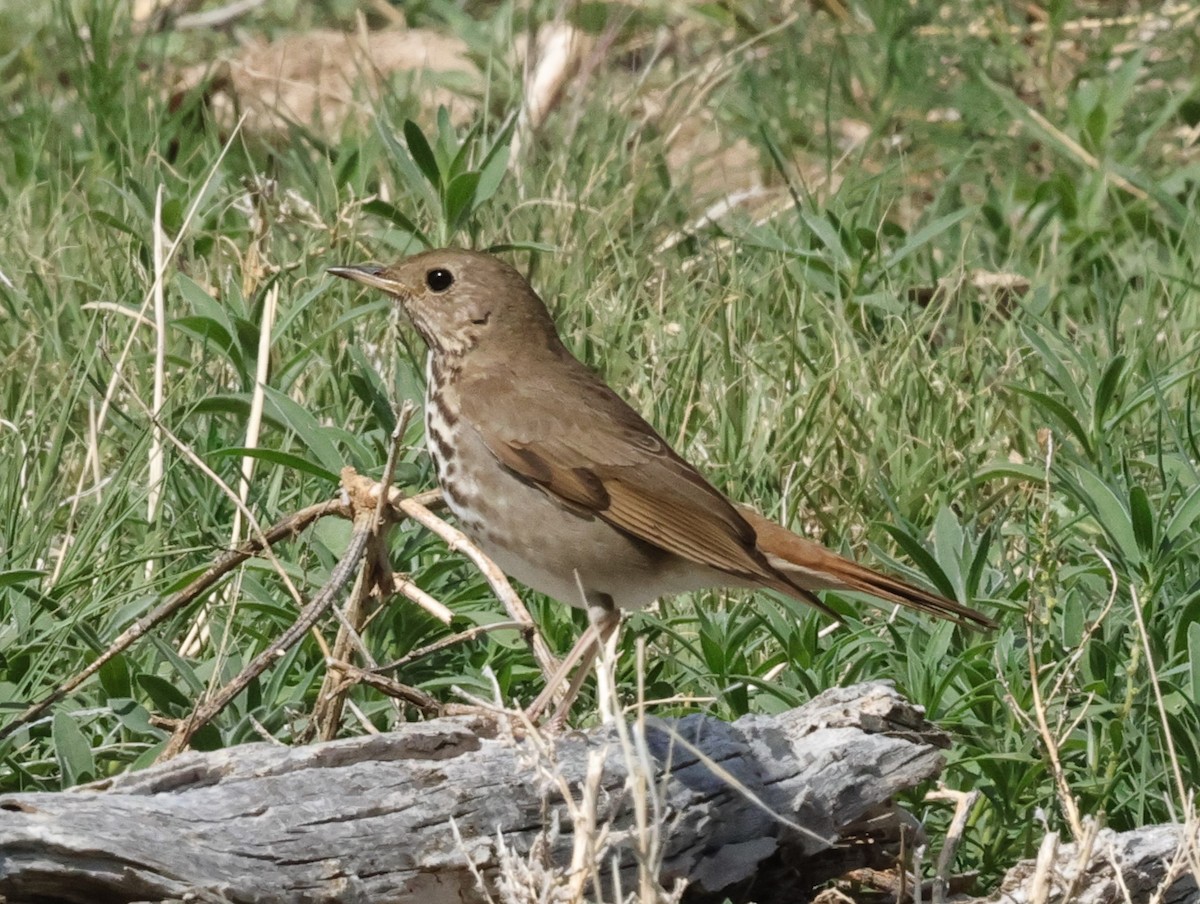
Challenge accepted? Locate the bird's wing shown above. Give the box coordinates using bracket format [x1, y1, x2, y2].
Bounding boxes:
[457, 355, 788, 590]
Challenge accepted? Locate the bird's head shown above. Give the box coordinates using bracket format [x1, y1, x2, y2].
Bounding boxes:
[329, 248, 558, 358]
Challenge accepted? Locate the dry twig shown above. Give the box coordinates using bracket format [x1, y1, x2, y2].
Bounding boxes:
[367, 479, 563, 686]
[5, 440, 560, 755]
[325, 659, 441, 714]
[925, 784, 981, 904]
[159, 494, 379, 760]
[0, 500, 344, 744]
[310, 404, 416, 741]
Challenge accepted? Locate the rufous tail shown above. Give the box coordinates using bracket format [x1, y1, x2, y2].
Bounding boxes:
[739, 507, 995, 630]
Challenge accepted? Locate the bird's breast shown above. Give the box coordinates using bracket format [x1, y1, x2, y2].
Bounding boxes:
[424, 356, 474, 519]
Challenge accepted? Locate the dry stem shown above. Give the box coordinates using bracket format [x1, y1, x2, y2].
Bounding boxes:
[309, 404, 416, 742]
[0, 499, 344, 743]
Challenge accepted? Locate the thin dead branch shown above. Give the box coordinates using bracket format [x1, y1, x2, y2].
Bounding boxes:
[926, 784, 981, 904]
[159, 496, 379, 759]
[310, 403, 416, 742]
[325, 659, 441, 714]
[374, 619, 526, 673]
[363, 477, 563, 687]
[0, 499, 345, 744]
[5, 442, 558, 756]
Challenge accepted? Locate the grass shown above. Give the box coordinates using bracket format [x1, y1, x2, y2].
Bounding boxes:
[1, 0, 1199, 895]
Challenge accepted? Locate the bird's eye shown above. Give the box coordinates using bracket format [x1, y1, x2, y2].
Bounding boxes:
[425, 268, 454, 292]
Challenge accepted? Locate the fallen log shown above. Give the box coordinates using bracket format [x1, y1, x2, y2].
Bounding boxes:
[3, 682, 1193, 904]
[0, 682, 947, 903]
[987, 823, 1198, 904]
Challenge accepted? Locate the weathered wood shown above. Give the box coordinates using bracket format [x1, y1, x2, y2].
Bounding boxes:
[0, 682, 946, 904]
[988, 824, 1199, 904]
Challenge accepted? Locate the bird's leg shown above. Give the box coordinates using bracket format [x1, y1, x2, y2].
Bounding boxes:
[545, 595, 620, 729]
[523, 624, 598, 723]
[523, 595, 621, 727]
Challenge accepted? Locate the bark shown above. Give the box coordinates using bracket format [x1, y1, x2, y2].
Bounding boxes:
[0, 682, 944, 903]
[1, 682, 1193, 904]
[988, 823, 1198, 904]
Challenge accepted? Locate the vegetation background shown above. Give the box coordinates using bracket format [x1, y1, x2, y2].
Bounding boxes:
[1, 0, 1198, 892]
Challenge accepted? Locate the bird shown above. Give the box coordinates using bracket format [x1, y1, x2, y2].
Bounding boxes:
[329, 248, 994, 717]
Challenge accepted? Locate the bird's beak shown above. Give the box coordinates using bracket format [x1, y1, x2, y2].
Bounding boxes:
[327, 265, 411, 297]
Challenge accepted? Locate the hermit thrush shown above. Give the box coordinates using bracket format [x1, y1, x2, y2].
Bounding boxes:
[330, 249, 993, 683]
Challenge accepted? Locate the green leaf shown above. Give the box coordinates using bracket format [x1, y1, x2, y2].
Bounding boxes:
[932, 508, 965, 600]
[972, 461, 1051, 484]
[444, 171, 481, 233]
[262, 387, 345, 475]
[1072, 468, 1140, 565]
[348, 346, 394, 430]
[334, 146, 360, 187]
[486, 241, 558, 255]
[276, 300, 394, 378]
[403, 119, 442, 190]
[192, 393, 255, 418]
[1019, 325, 1091, 419]
[446, 121, 479, 183]
[966, 524, 994, 598]
[145, 637, 206, 696]
[109, 698, 157, 735]
[1061, 590, 1086, 646]
[849, 292, 911, 315]
[361, 200, 432, 248]
[434, 105, 459, 174]
[138, 673, 192, 714]
[475, 136, 512, 207]
[1189, 622, 1200, 704]
[1164, 484, 1200, 545]
[98, 653, 131, 699]
[91, 209, 139, 238]
[1128, 484, 1155, 555]
[880, 525, 957, 600]
[192, 724, 225, 751]
[172, 315, 244, 374]
[1084, 104, 1108, 153]
[1106, 365, 1200, 433]
[52, 711, 95, 786]
[207, 446, 339, 483]
[176, 274, 236, 332]
[855, 227, 878, 254]
[272, 277, 336, 344]
[0, 569, 44, 588]
[1007, 385, 1092, 455]
[800, 211, 849, 269]
[259, 642, 309, 712]
[885, 207, 974, 270]
[376, 118, 437, 208]
[1092, 354, 1126, 432]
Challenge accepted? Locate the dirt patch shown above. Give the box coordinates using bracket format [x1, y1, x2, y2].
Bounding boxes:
[172, 27, 477, 136]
